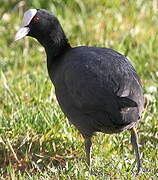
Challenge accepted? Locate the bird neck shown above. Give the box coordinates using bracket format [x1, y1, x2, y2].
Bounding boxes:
[37, 27, 71, 64]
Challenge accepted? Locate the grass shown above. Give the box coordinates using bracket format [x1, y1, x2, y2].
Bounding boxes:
[0, 0, 158, 179]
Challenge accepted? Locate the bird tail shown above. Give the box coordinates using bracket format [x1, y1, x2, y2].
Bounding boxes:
[111, 96, 139, 126]
[117, 96, 137, 109]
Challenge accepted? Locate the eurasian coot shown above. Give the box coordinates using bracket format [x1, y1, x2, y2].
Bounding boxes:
[15, 9, 144, 174]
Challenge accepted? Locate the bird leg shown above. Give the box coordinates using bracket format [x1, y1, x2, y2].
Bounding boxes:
[130, 127, 142, 175]
[84, 137, 92, 167]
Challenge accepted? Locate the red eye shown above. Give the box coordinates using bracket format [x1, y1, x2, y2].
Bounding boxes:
[33, 17, 40, 22]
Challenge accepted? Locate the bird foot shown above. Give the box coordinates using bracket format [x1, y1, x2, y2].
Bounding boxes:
[136, 168, 152, 176]
[136, 168, 143, 176]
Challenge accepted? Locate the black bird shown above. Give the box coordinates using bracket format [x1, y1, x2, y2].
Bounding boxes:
[15, 9, 144, 174]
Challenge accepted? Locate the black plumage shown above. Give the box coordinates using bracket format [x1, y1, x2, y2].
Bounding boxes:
[15, 9, 144, 174]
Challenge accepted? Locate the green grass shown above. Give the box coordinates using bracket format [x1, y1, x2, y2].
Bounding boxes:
[0, 0, 158, 179]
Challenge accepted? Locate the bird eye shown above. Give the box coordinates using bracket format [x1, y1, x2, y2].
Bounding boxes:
[33, 17, 40, 22]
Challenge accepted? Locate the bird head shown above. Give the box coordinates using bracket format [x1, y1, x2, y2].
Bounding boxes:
[15, 9, 60, 41]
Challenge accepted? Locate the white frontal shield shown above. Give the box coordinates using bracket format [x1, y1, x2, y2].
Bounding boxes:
[15, 9, 37, 41]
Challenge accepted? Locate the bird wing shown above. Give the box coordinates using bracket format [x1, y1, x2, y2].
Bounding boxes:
[63, 47, 142, 125]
